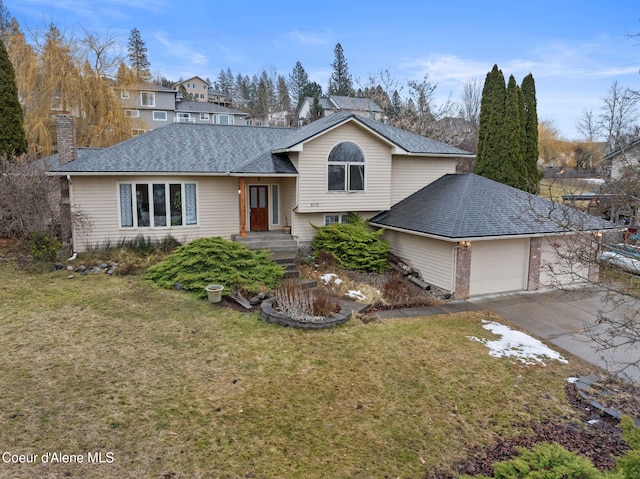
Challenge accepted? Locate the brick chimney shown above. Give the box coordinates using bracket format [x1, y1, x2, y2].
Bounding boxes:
[54, 114, 74, 246]
[55, 113, 77, 166]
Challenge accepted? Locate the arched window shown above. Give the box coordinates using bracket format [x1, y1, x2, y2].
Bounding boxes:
[327, 142, 365, 191]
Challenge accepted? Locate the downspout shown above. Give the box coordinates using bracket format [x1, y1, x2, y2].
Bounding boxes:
[239, 177, 246, 237]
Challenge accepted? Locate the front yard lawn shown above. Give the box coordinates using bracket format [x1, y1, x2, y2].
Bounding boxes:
[0, 258, 597, 478]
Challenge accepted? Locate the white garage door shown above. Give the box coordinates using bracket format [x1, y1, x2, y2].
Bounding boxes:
[469, 238, 529, 296]
[540, 236, 587, 287]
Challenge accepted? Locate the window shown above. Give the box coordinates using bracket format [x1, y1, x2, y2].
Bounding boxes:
[218, 114, 230, 125]
[140, 91, 155, 107]
[121, 90, 130, 99]
[125, 109, 140, 118]
[324, 214, 352, 226]
[327, 142, 365, 192]
[131, 129, 146, 136]
[153, 111, 167, 121]
[200, 113, 209, 121]
[119, 182, 198, 228]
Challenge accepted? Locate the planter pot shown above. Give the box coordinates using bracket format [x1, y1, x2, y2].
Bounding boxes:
[205, 284, 224, 303]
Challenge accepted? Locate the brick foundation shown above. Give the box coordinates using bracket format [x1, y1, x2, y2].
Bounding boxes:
[527, 237, 542, 291]
[454, 244, 471, 299]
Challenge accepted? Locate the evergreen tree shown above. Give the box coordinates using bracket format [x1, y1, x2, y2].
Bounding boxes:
[288, 61, 309, 108]
[0, 35, 27, 158]
[276, 75, 292, 112]
[475, 65, 506, 181]
[500, 75, 526, 187]
[475, 65, 541, 192]
[327, 43, 353, 96]
[127, 28, 151, 82]
[521, 73, 541, 192]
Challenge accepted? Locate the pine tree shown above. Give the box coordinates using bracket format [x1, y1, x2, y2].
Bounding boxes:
[276, 75, 291, 112]
[288, 61, 309, 108]
[127, 28, 150, 82]
[521, 73, 540, 192]
[0, 36, 27, 158]
[328, 43, 353, 96]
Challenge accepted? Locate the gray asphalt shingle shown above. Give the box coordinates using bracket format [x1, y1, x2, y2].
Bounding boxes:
[370, 174, 615, 239]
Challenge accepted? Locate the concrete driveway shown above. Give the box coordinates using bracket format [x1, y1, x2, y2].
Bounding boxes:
[469, 288, 640, 383]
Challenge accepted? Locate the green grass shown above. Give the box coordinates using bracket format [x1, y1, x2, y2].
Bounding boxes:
[0, 258, 597, 478]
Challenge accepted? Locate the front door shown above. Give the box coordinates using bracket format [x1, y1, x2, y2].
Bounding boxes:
[249, 185, 269, 231]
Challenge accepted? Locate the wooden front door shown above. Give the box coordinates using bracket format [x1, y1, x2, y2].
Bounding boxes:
[249, 185, 269, 231]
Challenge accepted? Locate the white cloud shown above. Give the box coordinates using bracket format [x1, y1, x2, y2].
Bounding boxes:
[154, 32, 209, 67]
[286, 29, 331, 46]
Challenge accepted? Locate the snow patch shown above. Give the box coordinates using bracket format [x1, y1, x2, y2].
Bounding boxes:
[346, 290, 366, 301]
[468, 320, 568, 366]
[319, 273, 343, 285]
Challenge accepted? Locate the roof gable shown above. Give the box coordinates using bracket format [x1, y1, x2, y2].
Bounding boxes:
[370, 174, 614, 239]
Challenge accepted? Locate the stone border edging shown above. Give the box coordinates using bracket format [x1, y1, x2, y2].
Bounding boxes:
[260, 297, 351, 329]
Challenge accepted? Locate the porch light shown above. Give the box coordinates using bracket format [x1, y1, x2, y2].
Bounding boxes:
[459, 240, 471, 248]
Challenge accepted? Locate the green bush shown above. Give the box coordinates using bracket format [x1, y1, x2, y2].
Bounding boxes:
[311, 216, 390, 273]
[29, 233, 62, 262]
[145, 237, 283, 298]
[458, 443, 603, 479]
[616, 416, 640, 479]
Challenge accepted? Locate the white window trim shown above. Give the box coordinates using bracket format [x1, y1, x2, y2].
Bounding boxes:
[324, 214, 351, 226]
[140, 91, 155, 107]
[117, 181, 199, 229]
[125, 109, 140, 118]
[121, 90, 130, 99]
[153, 111, 167, 121]
[131, 129, 146, 136]
[200, 113, 210, 121]
[327, 141, 367, 193]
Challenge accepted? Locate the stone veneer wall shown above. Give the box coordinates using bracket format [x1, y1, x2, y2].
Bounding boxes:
[528, 237, 542, 291]
[454, 244, 471, 299]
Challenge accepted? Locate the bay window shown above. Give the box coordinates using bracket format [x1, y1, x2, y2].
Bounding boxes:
[119, 182, 197, 228]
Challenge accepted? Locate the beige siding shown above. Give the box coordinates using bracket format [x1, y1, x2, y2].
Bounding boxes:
[70, 175, 239, 252]
[390, 157, 457, 205]
[383, 230, 455, 292]
[539, 235, 589, 287]
[294, 211, 380, 245]
[469, 239, 529, 296]
[296, 122, 392, 213]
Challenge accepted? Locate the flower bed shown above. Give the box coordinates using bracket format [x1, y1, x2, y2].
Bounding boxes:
[260, 297, 351, 329]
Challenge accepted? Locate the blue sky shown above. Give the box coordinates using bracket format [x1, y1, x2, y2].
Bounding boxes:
[5, 0, 639, 139]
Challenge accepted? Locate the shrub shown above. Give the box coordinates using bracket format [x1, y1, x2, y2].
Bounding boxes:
[457, 442, 603, 479]
[29, 233, 61, 262]
[274, 280, 338, 319]
[146, 237, 283, 298]
[311, 217, 390, 273]
[616, 416, 640, 479]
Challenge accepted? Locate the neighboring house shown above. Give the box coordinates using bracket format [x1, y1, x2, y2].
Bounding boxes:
[175, 76, 210, 102]
[119, 82, 179, 134]
[48, 111, 613, 298]
[297, 95, 383, 125]
[603, 138, 640, 180]
[174, 101, 249, 126]
[248, 110, 292, 127]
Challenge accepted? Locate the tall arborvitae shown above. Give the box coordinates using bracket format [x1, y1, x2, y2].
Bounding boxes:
[500, 75, 526, 188]
[475, 65, 505, 181]
[521, 73, 540, 192]
[475, 66, 540, 192]
[0, 36, 27, 158]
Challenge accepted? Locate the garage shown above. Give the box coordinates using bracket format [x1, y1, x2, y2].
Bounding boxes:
[469, 238, 529, 296]
[539, 236, 589, 287]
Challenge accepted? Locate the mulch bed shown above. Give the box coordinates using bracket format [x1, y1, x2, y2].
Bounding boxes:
[425, 378, 640, 478]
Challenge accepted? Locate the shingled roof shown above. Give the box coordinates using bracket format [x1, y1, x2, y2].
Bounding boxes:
[50, 112, 473, 175]
[369, 174, 615, 240]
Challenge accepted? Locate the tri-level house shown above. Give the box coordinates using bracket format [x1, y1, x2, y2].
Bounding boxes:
[49, 112, 613, 298]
